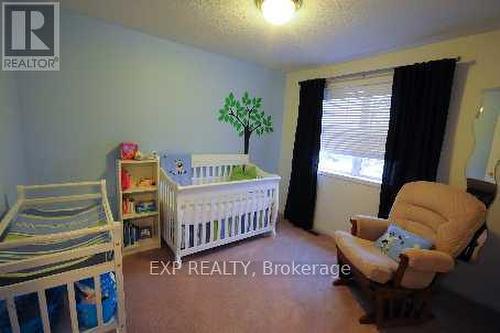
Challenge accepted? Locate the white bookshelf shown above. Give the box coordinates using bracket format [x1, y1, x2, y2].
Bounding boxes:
[117, 157, 161, 255]
[122, 186, 157, 194]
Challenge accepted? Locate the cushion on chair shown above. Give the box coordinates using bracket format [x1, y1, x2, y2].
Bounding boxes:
[375, 224, 433, 262]
[335, 231, 398, 284]
[335, 230, 439, 289]
[390, 181, 486, 257]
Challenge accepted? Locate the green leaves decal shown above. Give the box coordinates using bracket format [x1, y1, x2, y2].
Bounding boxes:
[217, 91, 273, 137]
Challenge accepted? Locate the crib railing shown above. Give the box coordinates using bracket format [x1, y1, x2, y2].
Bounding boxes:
[190, 154, 249, 182]
[159, 169, 178, 251]
[0, 222, 127, 333]
[178, 185, 277, 257]
[159, 155, 280, 263]
[0, 181, 126, 333]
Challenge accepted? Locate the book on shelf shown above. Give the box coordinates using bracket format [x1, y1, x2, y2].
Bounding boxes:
[122, 197, 156, 217]
[124, 221, 140, 247]
[123, 221, 154, 247]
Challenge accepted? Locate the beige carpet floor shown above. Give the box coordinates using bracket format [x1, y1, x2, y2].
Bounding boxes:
[123, 221, 500, 333]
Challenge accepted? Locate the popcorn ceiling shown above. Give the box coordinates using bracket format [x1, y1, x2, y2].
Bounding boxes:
[63, 0, 500, 70]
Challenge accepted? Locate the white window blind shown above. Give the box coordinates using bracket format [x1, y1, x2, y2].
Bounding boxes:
[321, 72, 393, 160]
[319, 71, 394, 182]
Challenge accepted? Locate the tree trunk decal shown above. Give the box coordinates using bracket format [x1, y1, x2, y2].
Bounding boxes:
[244, 129, 251, 155]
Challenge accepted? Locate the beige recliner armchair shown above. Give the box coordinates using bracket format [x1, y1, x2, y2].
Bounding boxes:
[334, 181, 487, 327]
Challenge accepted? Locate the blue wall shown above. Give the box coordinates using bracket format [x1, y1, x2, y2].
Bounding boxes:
[0, 73, 26, 215]
[9, 11, 285, 210]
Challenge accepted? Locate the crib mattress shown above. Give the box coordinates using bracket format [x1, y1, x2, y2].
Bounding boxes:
[0, 201, 111, 283]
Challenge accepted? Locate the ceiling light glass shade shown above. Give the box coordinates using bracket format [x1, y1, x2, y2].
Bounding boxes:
[260, 0, 299, 25]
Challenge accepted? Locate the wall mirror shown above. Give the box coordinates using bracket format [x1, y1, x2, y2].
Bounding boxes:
[466, 87, 500, 207]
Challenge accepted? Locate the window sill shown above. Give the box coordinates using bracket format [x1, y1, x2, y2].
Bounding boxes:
[317, 171, 381, 188]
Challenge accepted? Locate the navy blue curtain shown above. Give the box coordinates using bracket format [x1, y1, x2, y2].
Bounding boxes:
[285, 79, 326, 230]
[378, 59, 457, 218]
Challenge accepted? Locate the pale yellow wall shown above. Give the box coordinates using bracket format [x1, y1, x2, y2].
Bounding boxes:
[279, 29, 500, 311]
[313, 175, 380, 236]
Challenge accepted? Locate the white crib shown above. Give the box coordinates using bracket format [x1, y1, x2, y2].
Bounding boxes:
[0, 181, 126, 333]
[159, 154, 280, 263]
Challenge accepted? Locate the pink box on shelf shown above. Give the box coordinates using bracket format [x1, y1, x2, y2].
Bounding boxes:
[120, 142, 138, 160]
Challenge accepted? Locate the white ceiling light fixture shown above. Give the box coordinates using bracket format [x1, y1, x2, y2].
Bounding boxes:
[256, 0, 303, 25]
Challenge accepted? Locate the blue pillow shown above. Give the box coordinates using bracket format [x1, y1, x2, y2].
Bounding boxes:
[375, 224, 433, 262]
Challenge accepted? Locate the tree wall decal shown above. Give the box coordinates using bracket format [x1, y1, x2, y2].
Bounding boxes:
[217, 92, 273, 155]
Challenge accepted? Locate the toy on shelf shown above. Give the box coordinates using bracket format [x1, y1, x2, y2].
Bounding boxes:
[134, 151, 143, 161]
[120, 142, 138, 160]
[123, 197, 156, 215]
[148, 151, 158, 160]
[137, 177, 155, 188]
[134, 150, 158, 161]
[135, 201, 156, 213]
[121, 169, 132, 191]
[120, 142, 158, 161]
[139, 226, 153, 239]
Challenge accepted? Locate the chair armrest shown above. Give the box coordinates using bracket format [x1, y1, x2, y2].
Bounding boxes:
[401, 248, 455, 273]
[350, 215, 389, 241]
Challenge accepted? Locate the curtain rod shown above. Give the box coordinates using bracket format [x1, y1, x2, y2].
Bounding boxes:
[328, 56, 462, 82]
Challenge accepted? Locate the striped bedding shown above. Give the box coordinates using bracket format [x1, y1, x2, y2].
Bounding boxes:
[0, 201, 111, 281]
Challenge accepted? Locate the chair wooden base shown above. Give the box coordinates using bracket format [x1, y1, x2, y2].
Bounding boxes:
[358, 313, 375, 324]
[335, 246, 435, 328]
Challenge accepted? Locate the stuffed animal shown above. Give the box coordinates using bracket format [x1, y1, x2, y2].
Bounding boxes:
[134, 150, 144, 160]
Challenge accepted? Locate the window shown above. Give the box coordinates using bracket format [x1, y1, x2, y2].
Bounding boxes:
[319, 71, 393, 183]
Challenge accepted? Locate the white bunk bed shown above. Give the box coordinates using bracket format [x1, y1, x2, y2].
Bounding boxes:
[0, 180, 126, 333]
[159, 154, 280, 263]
